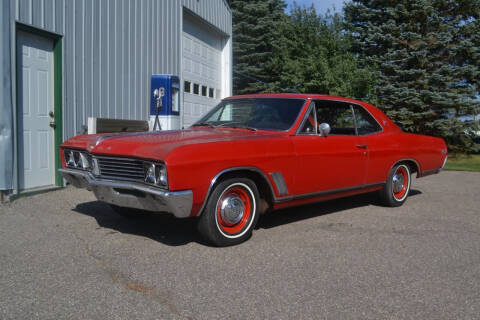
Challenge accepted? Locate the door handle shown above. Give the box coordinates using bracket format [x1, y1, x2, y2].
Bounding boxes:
[356, 144, 368, 149]
[49, 121, 56, 129]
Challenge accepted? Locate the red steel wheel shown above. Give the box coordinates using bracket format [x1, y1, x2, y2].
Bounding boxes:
[215, 183, 255, 238]
[198, 178, 260, 246]
[392, 165, 410, 201]
[379, 163, 412, 207]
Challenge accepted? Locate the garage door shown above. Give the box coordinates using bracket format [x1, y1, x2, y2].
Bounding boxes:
[182, 16, 223, 128]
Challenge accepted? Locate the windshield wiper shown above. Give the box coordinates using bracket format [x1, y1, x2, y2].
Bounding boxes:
[217, 123, 257, 131]
[192, 122, 216, 128]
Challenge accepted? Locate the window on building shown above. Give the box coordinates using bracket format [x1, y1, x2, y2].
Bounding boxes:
[201, 85, 207, 97]
[209, 88, 214, 98]
[184, 81, 191, 93]
[193, 83, 199, 95]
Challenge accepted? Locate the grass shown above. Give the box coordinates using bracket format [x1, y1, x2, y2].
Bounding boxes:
[444, 154, 480, 172]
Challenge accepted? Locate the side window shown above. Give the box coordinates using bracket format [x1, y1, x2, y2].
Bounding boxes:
[353, 106, 382, 135]
[299, 105, 317, 134]
[316, 102, 356, 135]
[219, 104, 233, 121]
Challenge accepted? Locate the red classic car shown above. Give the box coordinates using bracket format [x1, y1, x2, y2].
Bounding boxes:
[59, 94, 448, 246]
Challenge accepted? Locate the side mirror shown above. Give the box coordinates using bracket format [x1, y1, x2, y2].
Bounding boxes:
[318, 123, 331, 137]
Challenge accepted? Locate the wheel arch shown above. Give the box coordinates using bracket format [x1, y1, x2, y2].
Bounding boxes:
[391, 158, 420, 178]
[197, 167, 276, 216]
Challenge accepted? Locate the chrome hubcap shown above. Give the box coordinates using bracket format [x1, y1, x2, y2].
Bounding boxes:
[220, 195, 245, 225]
[392, 173, 405, 193]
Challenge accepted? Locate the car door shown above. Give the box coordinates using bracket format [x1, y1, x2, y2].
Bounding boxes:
[350, 104, 385, 184]
[291, 100, 368, 196]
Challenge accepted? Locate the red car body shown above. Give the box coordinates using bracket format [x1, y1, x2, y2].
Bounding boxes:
[60, 94, 447, 245]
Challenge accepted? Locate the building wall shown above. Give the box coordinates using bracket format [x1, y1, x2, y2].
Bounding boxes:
[1, 0, 231, 192]
[13, 0, 231, 139]
[0, 0, 14, 190]
[182, 0, 232, 35]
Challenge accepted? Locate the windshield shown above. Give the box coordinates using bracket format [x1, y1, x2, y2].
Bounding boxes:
[192, 98, 306, 131]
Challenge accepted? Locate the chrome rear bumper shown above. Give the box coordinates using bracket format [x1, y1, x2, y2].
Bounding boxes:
[59, 168, 193, 218]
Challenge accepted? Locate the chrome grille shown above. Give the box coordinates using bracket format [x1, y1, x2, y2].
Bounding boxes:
[96, 156, 145, 182]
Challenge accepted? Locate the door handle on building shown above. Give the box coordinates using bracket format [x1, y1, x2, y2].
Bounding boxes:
[49, 121, 56, 129]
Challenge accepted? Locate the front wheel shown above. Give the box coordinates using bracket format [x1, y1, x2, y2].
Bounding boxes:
[379, 164, 411, 207]
[197, 178, 260, 247]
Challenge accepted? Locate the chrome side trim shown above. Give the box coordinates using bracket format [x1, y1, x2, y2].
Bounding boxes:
[197, 166, 386, 216]
[59, 168, 192, 218]
[421, 168, 441, 177]
[441, 155, 448, 170]
[269, 172, 289, 196]
[197, 166, 276, 216]
[274, 182, 386, 203]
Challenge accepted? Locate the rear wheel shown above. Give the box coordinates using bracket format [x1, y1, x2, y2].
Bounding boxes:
[197, 178, 260, 246]
[380, 164, 411, 207]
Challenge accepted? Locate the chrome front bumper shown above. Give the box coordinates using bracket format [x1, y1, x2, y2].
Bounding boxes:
[59, 168, 193, 218]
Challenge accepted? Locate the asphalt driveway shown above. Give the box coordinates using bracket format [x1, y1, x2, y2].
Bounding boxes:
[1, 171, 479, 319]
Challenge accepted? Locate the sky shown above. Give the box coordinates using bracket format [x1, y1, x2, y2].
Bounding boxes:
[284, 0, 345, 14]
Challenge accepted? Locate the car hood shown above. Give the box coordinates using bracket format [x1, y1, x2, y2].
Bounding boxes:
[62, 128, 284, 161]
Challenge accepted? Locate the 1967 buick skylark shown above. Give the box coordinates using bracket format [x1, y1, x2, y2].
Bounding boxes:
[59, 94, 448, 246]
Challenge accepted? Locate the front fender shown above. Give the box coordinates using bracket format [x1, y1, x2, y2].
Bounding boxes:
[165, 137, 295, 216]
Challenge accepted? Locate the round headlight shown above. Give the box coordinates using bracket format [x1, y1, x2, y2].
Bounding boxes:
[65, 150, 76, 167]
[145, 163, 156, 184]
[79, 153, 91, 170]
[73, 151, 81, 167]
[157, 165, 167, 186]
[91, 158, 100, 176]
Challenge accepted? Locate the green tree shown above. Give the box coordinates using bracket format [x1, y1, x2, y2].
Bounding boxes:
[345, 0, 480, 152]
[231, 1, 373, 98]
[231, 0, 288, 94]
[274, 4, 374, 98]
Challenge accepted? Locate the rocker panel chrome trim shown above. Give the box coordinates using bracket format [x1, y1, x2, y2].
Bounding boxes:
[273, 182, 386, 203]
[197, 166, 386, 216]
[421, 168, 441, 177]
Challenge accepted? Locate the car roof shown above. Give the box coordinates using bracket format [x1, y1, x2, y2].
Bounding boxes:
[224, 93, 403, 134]
[223, 93, 366, 105]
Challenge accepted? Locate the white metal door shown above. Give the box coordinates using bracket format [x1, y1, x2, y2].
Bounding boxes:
[16, 31, 55, 190]
[182, 23, 223, 127]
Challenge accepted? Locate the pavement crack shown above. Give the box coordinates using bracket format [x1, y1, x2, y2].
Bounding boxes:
[73, 232, 193, 320]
